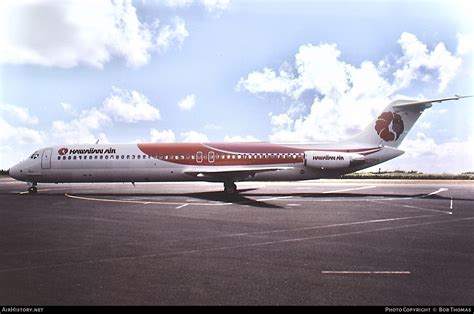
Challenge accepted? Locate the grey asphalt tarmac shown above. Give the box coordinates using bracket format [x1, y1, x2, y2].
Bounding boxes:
[0, 178, 473, 305]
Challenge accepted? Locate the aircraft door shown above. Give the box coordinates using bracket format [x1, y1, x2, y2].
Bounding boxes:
[208, 151, 215, 163]
[41, 148, 52, 169]
[196, 151, 203, 163]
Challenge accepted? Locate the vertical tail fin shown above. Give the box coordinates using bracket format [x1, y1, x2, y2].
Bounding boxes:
[350, 96, 471, 148]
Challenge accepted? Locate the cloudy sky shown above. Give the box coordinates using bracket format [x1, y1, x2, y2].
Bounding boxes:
[0, 0, 473, 173]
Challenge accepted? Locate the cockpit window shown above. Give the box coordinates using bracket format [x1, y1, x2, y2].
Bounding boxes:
[30, 152, 40, 159]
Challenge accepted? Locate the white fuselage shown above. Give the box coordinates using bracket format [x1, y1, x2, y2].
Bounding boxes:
[9, 142, 403, 185]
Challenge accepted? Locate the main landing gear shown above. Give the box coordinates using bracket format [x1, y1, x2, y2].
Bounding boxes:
[28, 182, 38, 194]
[223, 181, 237, 194]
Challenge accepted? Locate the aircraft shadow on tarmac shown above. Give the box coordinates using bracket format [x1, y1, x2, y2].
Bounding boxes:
[46, 189, 474, 209]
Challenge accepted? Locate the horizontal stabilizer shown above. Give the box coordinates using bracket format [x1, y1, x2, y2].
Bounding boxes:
[392, 95, 473, 111]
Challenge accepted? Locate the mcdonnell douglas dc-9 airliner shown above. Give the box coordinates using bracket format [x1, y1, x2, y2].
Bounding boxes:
[8, 95, 471, 194]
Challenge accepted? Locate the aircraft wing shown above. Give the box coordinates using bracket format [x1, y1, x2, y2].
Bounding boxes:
[184, 166, 294, 182]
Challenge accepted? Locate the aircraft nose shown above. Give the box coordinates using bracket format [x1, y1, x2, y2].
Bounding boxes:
[9, 164, 23, 181]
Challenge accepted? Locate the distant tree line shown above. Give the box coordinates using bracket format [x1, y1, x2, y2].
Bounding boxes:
[342, 170, 473, 180]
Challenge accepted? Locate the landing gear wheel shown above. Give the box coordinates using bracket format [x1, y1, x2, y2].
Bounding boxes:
[28, 186, 38, 194]
[223, 182, 237, 194]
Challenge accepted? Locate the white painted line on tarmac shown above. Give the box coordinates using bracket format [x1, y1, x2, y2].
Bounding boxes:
[65, 193, 234, 207]
[401, 204, 452, 215]
[322, 185, 376, 194]
[256, 196, 293, 202]
[19, 188, 67, 195]
[208, 214, 438, 239]
[450, 198, 453, 210]
[175, 203, 188, 209]
[368, 198, 453, 215]
[321, 271, 410, 275]
[423, 188, 448, 197]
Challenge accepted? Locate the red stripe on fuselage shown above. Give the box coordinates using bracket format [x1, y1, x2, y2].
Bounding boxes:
[137, 143, 381, 166]
[137, 143, 304, 166]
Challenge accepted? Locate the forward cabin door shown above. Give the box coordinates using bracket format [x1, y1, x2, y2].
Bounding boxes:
[41, 148, 52, 169]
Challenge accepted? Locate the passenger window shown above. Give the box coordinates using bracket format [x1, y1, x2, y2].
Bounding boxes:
[137, 155, 141, 159]
[73, 156, 77, 160]
[127, 155, 130, 159]
[100, 156, 103, 160]
[105, 155, 108, 160]
[68, 156, 71, 160]
[57, 156, 61, 160]
[132, 155, 135, 159]
[94, 156, 98, 159]
[121, 155, 124, 159]
[62, 156, 66, 160]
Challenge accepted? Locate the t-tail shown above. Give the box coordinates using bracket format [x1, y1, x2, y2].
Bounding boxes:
[351, 95, 472, 148]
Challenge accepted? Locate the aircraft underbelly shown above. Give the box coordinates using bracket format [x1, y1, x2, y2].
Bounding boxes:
[40, 168, 192, 183]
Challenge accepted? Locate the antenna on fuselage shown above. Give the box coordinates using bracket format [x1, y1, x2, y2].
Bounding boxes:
[95, 139, 100, 144]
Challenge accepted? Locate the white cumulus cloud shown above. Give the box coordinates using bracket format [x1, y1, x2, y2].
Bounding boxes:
[201, 0, 230, 13]
[102, 87, 161, 123]
[162, 0, 194, 8]
[0, 0, 156, 68]
[177, 94, 196, 111]
[0, 0, 194, 68]
[52, 108, 111, 144]
[379, 133, 474, 173]
[238, 32, 470, 145]
[0, 117, 44, 145]
[51, 87, 160, 144]
[0, 103, 39, 125]
[181, 131, 209, 142]
[394, 32, 462, 93]
[223, 135, 259, 142]
[156, 17, 189, 53]
[150, 129, 176, 143]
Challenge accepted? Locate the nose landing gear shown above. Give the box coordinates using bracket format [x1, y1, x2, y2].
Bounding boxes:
[28, 182, 38, 194]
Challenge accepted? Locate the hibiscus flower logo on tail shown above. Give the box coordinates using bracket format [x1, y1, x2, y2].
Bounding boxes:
[374, 112, 404, 141]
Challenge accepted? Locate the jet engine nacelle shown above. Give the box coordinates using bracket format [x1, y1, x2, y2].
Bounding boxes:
[304, 151, 365, 169]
